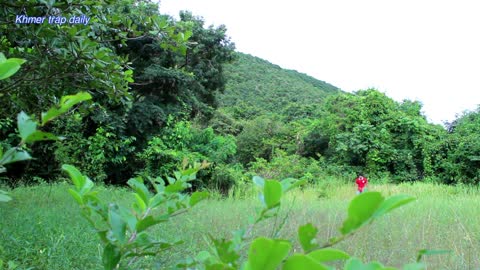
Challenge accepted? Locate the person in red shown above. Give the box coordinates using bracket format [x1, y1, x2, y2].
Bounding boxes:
[355, 173, 368, 194]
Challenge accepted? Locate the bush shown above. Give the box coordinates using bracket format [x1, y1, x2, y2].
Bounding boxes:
[137, 119, 237, 189]
[210, 163, 248, 193]
[55, 114, 136, 183]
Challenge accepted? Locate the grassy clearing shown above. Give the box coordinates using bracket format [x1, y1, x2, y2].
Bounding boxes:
[1, 182, 480, 269]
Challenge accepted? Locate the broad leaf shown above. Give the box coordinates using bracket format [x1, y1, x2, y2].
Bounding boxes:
[252, 176, 264, 188]
[189, 191, 209, 207]
[0, 60, 23, 80]
[263, 180, 282, 209]
[17, 112, 37, 142]
[133, 193, 147, 212]
[41, 92, 92, 125]
[108, 205, 127, 243]
[298, 223, 318, 252]
[373, 194, 415, 219]
[68, 189, 83, 205]
[283, 254, 328, 270]
[307, 248, 350, 262]
[165, 180, 187, 193]
[102, 243, 121, 270]
[245, 237, 291, 270]
[211, 238, 240, 265]
[340, 192, 384, 235]
[0, 148, 32, 165]
[136, 215, 169, 232]
[281, 178, 307, 193]
[127, 177, 151, 206]
[24, 131, 60, 143]
[62, 164, 86, 190]
[118, 207, 137, 232]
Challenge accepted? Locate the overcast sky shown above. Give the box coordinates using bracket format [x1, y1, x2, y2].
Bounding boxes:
[160, 0, 480, 124]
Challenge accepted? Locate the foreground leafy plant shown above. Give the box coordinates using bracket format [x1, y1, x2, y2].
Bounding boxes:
[63, 161, 210, 270]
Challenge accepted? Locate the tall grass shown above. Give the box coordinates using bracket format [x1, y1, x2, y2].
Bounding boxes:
[1, 182, 479, 269]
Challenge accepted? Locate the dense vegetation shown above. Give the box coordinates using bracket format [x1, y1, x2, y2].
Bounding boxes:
[0, 0, 479, 268]
[1, 1, 479, 189]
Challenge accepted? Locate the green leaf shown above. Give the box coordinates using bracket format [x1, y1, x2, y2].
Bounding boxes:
[0, 60, 23, 80]
[245, 237, 291, 270]
[6, 58, 26, 65]
[108, 205, 127, 243]
[283, 254, 328, 270]
[416, 249, 450, 262]
[211, 238, 240, 265]
[252, 176, 264, 188]
[165, 180, 187, 193]
[307, 248, 350, 262]
[127, 177, 151, 206]
[136, 215, 169, 232]
[118, 207, 137, 232]
[133, 193, 147, 212]
[79, 177, 94, 195]
[373, 194, 415, 219]
[68, 189, 83, 205]
[263, 180, 282, 209]
[149, 193, 166, 208]
[17, 112, 37, 142]
[102, 243, 121, 270]
[0, 148, 32, 165]
[298, 223, 318, 252]
[189, 191, 209, 207]
[24, 131, 60, 143]
[195, 250, 213, 263]
[340, 192, 384, 235]
[281, 178, 306, 193]
[41, 92, 92, 125]
[62, 164, 86, 190]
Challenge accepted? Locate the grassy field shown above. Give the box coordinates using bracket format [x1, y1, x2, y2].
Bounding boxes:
[1, 181, 480, 269]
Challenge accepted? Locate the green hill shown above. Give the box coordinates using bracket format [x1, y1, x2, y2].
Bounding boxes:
[219, 52, 341, 119]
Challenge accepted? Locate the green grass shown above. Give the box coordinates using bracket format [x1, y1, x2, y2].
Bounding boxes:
[1, 182, 480, 269]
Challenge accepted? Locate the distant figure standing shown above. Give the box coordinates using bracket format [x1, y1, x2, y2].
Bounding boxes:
[355, 174, 368, 194]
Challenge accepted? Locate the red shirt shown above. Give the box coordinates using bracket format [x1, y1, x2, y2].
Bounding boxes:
[355, 176, 368, 191]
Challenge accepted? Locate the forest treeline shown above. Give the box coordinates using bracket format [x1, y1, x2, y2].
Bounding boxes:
[1, 0, 479, 190]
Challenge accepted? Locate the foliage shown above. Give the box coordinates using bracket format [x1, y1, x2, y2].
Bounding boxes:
[219, 52, 339, 121]
[302, 89, 447, 181]
[0, 54, 89, 199]
[1, 1, 235, 183]
[54, 116, 136, 183]
[0, 90, 92, 192]
[440, 107, 480, 184]
[62, 161, 210, 270]
[236, 115, 296, 165]
[0, 0, 135, 114]
[137, 118, 237, 188]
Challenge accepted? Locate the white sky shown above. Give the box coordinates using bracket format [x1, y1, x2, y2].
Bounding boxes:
[160, 0, 480, 124]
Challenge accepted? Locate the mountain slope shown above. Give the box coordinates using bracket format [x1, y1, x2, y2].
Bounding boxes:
[218, 52, 341, 119]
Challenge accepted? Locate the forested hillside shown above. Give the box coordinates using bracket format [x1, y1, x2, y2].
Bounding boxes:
[219, 52, 340, 120]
